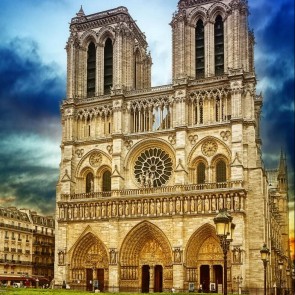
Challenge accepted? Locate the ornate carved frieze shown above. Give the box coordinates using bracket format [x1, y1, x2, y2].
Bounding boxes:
[58, 190, 245, 222]
[189, 87, 230, 103]
[76, 105, 113, 120]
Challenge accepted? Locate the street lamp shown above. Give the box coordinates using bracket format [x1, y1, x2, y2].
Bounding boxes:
[286, 267, 290, 295]
[214, 209, 235, 295]
[260, 243, 270, 295]
[278, 260, 283, 295]
[291, 265, 295, 294]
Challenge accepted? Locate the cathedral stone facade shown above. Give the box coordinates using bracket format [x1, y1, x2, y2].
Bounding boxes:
[54, 0, 291, 292]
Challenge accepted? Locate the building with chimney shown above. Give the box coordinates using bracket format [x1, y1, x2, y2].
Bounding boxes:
[0, 207, 55, 287]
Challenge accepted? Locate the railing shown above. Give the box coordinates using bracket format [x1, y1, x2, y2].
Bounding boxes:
[61, 181, 243, 201]
[0, 222, 33, 232]
[0, 259, 33, 265]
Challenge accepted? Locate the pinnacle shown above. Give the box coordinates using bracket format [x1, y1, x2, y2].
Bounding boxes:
[76, 5, 85, 17]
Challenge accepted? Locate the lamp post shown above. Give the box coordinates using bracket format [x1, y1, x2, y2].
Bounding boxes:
[291, 265, 295, 294]
[278, 260, 283, 295]
[286, 267, 290, 295]
[214, 209, 235, 295]
[260, 243, 270, 295]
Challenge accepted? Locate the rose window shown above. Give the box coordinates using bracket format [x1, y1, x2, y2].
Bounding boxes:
[134, 148, 173, 187]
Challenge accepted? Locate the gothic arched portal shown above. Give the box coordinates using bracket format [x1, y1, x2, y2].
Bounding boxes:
[70, 232, 109, 291]
[186, 224, 223, 292]
[120, 221, 173, 292]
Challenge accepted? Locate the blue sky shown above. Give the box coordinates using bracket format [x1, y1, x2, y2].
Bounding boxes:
[0, 0, 294, 241]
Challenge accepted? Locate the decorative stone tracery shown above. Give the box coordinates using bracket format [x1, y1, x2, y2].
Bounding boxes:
[134, 148, 173, 188]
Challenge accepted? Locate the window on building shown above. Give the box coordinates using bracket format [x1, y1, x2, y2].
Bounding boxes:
[214, 15, 224, 75]
[102, 170, 111, 192]
[199, 99, 204, 124]
[104, 38, 113, 94]
[87, 42, 96, 97]
[195, 19, 205, 78]
[197, 162, 206, 184]
[216, 159, 226, 183]
[134, 49, 141, 89]
[86, 172, 94, 193]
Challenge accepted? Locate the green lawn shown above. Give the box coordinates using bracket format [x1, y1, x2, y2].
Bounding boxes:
[0, 289, 91, 295]
[0, 290, 222, 295]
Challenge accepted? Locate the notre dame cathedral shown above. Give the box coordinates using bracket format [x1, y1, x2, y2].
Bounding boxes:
[54, 0, 291, 292]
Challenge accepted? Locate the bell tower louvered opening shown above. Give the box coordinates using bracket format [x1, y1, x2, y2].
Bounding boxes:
[214, 15, 224, 76]
[87, 42, 96, 97]
[104, 38, 113, 95]
[195, 19, 205, 79]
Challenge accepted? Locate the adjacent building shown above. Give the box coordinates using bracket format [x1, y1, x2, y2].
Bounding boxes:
[0, 207, 55, 286]
[54, 0, 292, 293]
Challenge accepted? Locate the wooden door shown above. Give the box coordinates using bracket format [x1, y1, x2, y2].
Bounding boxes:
[86, 268, 93, 291]
[200, 265, 210, 292]
[97, 268, 104, 291]
[141, 265, 150, 293]
[154, 265, 163, 292]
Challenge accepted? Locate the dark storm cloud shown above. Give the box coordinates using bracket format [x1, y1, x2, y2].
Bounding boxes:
[0, 140, 58, 215]
[0, 37, 63, 214]
[0, 37, 65, 134]
[250, 0, 294, 179]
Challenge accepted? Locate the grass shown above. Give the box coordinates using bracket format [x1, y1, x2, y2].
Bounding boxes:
[0, 289, 222, 295]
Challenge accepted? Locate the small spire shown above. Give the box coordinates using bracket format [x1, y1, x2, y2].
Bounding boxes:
[76, 5, 85, 17]
[278, 148, 285, 175]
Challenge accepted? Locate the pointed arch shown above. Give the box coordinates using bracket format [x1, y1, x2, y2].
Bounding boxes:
[188, 7, 207, 25]
[120, 221, 173, 266]
[75, 149, 111, 178]
[70, 231, 109, 269]
[80, 29, 98, 47]
[187, 136, 231, 166]
[185, 223, 222, 267]
[207, 3, 229, 22]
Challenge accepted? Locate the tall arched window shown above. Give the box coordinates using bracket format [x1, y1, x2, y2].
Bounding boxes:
[86, 172, 94, 193]
[102, 170, 111, 192]
[195, 19, 205, 78]
[214, 15, 224, 75]
[216, 160, 226, 183]
[197, 162, 206, 184]
[87, 42, 96, 97]
[104, 38, 113, 94]
[134, 49, 141, 89]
